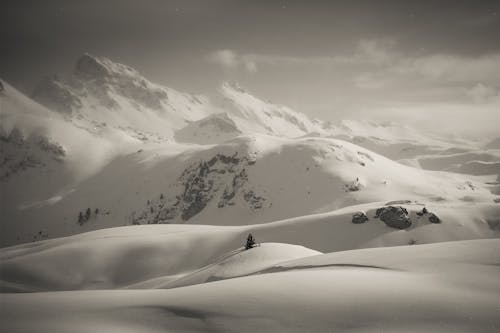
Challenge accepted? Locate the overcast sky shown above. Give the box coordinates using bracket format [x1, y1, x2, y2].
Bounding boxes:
[1, 0, 499, 137]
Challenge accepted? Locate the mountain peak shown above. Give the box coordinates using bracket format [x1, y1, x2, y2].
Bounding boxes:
[221, 81, 246, 94]
[74, 53, 138, 81]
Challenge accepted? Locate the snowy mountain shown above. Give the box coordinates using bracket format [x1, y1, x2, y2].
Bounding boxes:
[29, 54, 322, 144]
[31, 54, 212, 141]
[1, 131, 497, 246]
[2, 54, 499, 248]
[323, 119, 500, 175]
[2, 54, 500, 333]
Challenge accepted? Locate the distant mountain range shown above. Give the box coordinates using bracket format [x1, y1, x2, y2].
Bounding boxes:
[1, 54, 499, 247]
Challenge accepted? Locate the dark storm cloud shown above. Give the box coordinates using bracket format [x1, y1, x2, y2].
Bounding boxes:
[1, 0, 499, 135]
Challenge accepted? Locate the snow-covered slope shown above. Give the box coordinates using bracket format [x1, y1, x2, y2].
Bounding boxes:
[2, 53, 499, 333]
[1, 238, 499, 332]
[174, 112, 243, 144]
[2, 132, 497, 246]
[2, 198, 498, 292]
[416, 150, 500, 175]
[134, 243, 322, 289]
[174, 82, 325, 144]
[2, 53, 499, 248]
[323, 120, 500, 175]
[0, 80, 146, 221]
[30, 55, 322, 144]
[31, 54, 213, 141]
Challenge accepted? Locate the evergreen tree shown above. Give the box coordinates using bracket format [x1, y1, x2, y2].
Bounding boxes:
[78, 211, 84, 225]
[85, 208, 91, 221]
[245, 233, 256, 250]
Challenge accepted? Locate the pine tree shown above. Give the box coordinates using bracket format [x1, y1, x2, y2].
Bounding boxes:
[85, 208, 91, 221]
[245, 233, 256, 250]
[78, 211, 84, 225]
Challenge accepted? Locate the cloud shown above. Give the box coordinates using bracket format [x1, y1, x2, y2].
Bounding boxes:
[243, 60, 257, 73]
[207, 49, 257, 73]
[466, 83, 499, 103]
[207, 39, 395, 72]
[208, 49, 238, 68]
[209, 40, 500, 89]
[207, 40, 500, 138]
[394, 53, 500, 84]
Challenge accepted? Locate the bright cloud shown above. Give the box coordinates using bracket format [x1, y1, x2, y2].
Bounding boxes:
[207, 49, 257, 73]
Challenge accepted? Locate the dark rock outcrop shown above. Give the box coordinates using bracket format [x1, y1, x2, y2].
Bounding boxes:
[416, 207, 428, 216]
[352, 211, 369, 224]
[375, 206, 411, 229]
[129, 152, 266, 224]
[428, 213, 441, 224]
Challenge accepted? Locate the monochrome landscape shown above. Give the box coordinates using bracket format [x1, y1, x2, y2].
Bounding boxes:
[1, 1, 499, 332]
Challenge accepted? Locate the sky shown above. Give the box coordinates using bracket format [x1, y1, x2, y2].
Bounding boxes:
[1, 0, 500, 137]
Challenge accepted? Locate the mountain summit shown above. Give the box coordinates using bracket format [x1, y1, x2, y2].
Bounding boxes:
[30, 54, 323, 143]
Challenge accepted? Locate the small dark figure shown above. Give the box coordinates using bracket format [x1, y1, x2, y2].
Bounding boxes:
[245, 233, 256, 250]
[78, 211, 84, 225]
[85, 208, 91, 221]
[95, 208, 99, 215]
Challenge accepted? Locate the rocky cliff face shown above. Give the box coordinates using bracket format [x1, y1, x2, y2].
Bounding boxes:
[0, 127, 65, 181]
[129, 152, 266, 225]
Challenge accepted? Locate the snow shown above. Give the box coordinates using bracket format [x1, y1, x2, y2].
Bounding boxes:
[1, 200, 498, 292]
[2, 131, 497, 247]
[1, 239, 499, 332]
[2, 54, 500, 332]
[174, 112, 242, 144]
[149, 243, 322, 289]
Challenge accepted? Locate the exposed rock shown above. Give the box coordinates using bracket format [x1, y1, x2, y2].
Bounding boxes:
[75, 53, 113, 81]
[344, 177, 362, 192]
[428, 213, 441, 224]
[0, 129, 65, 181]
[416, 207, 428, 216]
[129, 152, 266, 224]
[375, 206, 411, 229]
[243, 190, 266, 210]
[36, 136, 65, 157]
[352, 211, 369, 224]
[32, 77, 82, 114]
